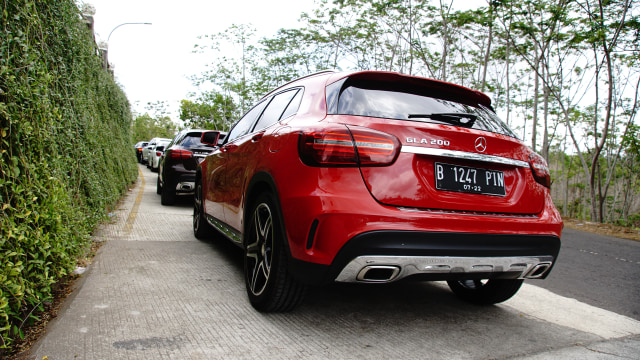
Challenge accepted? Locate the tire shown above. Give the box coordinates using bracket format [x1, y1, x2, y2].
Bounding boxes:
[161, 180, 176, 205]
[244, 193, 306, 312]
[156, 176, 162, 195]
[193, 181, 214, 239]
[447, 279, 524, 305]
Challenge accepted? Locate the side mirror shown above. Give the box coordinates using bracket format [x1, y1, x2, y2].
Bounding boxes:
[201, 131, 220, 146]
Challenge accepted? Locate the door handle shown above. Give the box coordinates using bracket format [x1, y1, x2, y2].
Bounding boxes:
[221, 144, 239, 153]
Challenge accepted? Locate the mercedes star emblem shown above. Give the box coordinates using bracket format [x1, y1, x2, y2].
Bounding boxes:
[475, 137, 487, 152]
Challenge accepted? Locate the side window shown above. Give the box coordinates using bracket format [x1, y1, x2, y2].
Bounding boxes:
[168, 133, 182, 148]
[325, 78, 346, 114]
[227, 100, 269, 142]
[253, 89, 299, 132]
[279, 89, 303, 120]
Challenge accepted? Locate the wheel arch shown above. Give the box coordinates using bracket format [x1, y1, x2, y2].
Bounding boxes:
[245, 171, 277, 203]
[244, 171, 292, 256]
[195, 164, 202, 185]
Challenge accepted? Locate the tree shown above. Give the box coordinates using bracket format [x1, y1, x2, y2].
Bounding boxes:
[130, 113, 178, 142]
[496, 0, 639, 222]
[193, 24, 263, 114]
[185, 0, 640, 225]
[179, 92, 237, 131]
[618, 124, 640, 224]
[565, 0, 637, 222]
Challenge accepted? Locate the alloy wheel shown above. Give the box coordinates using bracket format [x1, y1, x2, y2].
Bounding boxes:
[193, 183, 202, 231]
[245, 203, 274, 296]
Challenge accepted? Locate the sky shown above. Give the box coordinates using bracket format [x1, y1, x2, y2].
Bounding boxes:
[85, 0, 317, 120]
[83, 0, 479, 122]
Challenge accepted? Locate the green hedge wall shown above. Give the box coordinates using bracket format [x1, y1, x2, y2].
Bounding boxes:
[0, 0, 138, 351]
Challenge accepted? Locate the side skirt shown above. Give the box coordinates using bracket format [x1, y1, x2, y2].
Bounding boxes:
[205, 214, 243, 246]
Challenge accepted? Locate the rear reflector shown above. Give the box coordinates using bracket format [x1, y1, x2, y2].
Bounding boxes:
[299, 125, 399, 167]
[529, 152, 550, 188]
[169, 149, 192, 159]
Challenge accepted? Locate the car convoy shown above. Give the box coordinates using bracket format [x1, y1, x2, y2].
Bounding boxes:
[136, 70, 562, 313]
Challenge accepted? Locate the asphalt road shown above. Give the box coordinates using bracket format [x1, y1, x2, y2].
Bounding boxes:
[27, 165, 640, 359]
[536, 227, 640, 321]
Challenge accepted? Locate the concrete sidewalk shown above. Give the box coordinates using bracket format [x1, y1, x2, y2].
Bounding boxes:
[26, 165, 640, 359]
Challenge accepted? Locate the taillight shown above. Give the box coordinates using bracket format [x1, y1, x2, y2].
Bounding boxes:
[299, 125, 400, 167]
[351, 128, 400, 165]
[529, 152, 550, 188]
[156, 151, 162, 156]
[169, 149, 192, 159]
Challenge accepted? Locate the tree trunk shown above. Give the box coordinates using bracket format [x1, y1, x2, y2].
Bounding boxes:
[562, 138, 569, 217]
[588, 0, 627, 223]
[439, 0, 449, 82]
[542, 71, 550, 161]
[480, 2, 494, 93]
[505, 40, 511, 126]
[531, 48, 540, 152]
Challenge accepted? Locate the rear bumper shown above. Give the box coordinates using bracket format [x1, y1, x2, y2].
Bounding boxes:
[288, 230, 560, 285]
[333, 230, 559, 282]
[335, 255, 554, 283]
[163, 161, 196, 194]
[278, 172, 562, 285]
[176, 173, 195, 194]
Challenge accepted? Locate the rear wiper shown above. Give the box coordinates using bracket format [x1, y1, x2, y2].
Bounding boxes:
[408, 113, 477, 128]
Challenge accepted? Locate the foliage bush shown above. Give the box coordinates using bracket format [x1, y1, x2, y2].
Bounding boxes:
[616, 213, 640, 229]
[0, 0, 138, 352]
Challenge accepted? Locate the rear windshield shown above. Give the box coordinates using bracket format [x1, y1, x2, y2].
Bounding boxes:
[326, 78, 516, 138]
[179, 133, 205, 147]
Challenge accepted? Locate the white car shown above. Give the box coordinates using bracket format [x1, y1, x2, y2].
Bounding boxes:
[142, 137, 171, 165]
[148, 140, 171, 172]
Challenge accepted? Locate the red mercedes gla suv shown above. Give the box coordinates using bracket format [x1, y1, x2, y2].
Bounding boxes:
[194, 70, 562, 312]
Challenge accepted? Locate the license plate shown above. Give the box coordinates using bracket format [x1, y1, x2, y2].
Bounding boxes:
[435, 162, 505, 196]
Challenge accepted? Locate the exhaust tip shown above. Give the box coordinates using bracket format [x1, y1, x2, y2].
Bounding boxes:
[524, 262, 552, 279]
[356, 266, 401, 282]
[178, 183, 194, 191]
